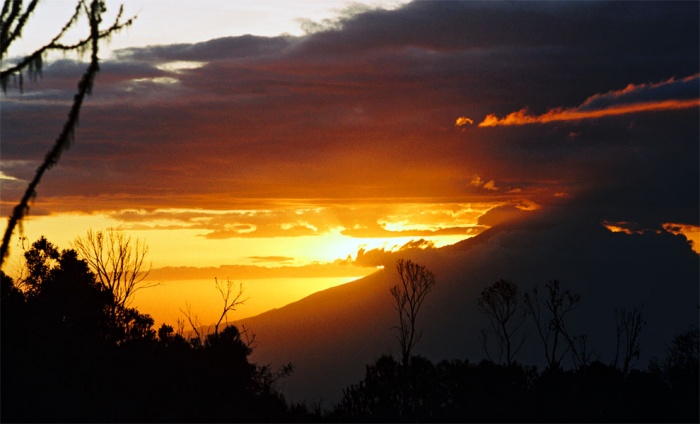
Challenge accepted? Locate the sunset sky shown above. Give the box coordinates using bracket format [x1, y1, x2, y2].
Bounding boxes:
[2, 1, 698, 325]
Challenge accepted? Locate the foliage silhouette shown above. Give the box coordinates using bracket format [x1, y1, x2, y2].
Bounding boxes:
[334, 352, 695, 422]
[1, 236, 296, 422]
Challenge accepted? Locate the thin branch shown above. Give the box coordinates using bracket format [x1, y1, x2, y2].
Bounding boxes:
[0, 1, 136, 263]
[213, 278, 247, 334]
[180, 302, 202, 342]
[1, 0, 41, 56]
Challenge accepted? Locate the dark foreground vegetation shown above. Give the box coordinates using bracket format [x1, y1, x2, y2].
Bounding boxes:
[2, 237, 698, 422]
[332, 351, 698, 422]
[1, 238, 297, 422]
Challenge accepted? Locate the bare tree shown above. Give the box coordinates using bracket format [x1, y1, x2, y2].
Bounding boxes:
[571, 334, 592, 368]
[180, 278, 247, 344]
[524, 280, 581, 369]
[180, 301, 203, 344]
[0, 0, 135, 265]
[73, 228, 154, 308]
[613, 306, 645, 374]
[213, 277, 247, 334]
[477, 279, 528, 365]
[390, 258, 436, 366]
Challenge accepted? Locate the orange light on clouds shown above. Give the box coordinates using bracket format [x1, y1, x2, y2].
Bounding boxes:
[477, 74, 700, 127]
[602, 221, 641, 235]
[603, 221, 700, 254]
[3, 204, 492, 327]
[479, 99, 700, 127]
[455, 116, 474, 127]
[663, 223, 700, 254]
[3, 201, 507, 272]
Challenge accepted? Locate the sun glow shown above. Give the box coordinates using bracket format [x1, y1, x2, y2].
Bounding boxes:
[2, 201, 499, 325]
[132, 276, 369, 327]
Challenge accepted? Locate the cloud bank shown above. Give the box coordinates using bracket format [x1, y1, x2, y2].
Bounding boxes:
[1, 1, 697, 242]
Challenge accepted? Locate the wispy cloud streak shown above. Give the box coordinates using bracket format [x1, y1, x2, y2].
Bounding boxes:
[479, 74, 700, 127]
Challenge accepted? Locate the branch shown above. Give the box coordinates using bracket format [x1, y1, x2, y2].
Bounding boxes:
[1, 0, 41, 57]
[179, 302, 202, 342]
[0, 1, 136, 263]
[213, 278, 246, 334]
[0, 47, 99, 265]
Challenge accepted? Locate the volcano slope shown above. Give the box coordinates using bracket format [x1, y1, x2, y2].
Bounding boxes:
[240, 208, 699, 405]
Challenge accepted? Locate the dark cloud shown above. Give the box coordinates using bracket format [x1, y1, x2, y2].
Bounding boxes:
[2, 1, 697, 232]
[114, 35, 295, 63]
[477, 204, 528, 227]
[578, 74, 700, 111]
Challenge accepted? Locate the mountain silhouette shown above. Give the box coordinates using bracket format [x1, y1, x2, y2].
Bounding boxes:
[241, 207, 699, 405]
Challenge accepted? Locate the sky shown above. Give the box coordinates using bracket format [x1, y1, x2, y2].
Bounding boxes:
[2, 1, 698, 324]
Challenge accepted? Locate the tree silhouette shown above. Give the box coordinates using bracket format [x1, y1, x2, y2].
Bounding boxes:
[2, 236, 295, 422]
[613, 306, 645, 375]
[0, 0, 135, 265]
[180, 278, 253, 346]
[390, 258, 436, 366]
[658, 325, 699, 421]
[20, 236, 60, 296]
[212, 277, 246, 334]
[477, 279, 528, 365]
[524, 280, 581, 369]
[336, 354, 444, 421]
[73, 228, 155, 308]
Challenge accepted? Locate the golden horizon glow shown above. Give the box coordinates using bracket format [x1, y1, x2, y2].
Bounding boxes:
[131, 276, 374, 327]
[1, 200, 506, 324]
[2, 203, 491, 269]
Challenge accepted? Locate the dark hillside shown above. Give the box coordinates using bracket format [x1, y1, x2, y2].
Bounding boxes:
[242, 208, 699, 405]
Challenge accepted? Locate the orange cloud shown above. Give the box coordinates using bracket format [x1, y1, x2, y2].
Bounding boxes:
[478, 74, 700, 127]
[663, 222, 700, 254]
[482, 180, 498, 191]
[479, 99, 700, 127]
[455, 116, 474, 127]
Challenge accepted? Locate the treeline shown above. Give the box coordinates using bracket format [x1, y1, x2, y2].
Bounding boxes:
[1, 237, 301, 422]
[328, 273, 698, 422]
[1, 237, 698, 422]
[331, 345, 697, 422]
